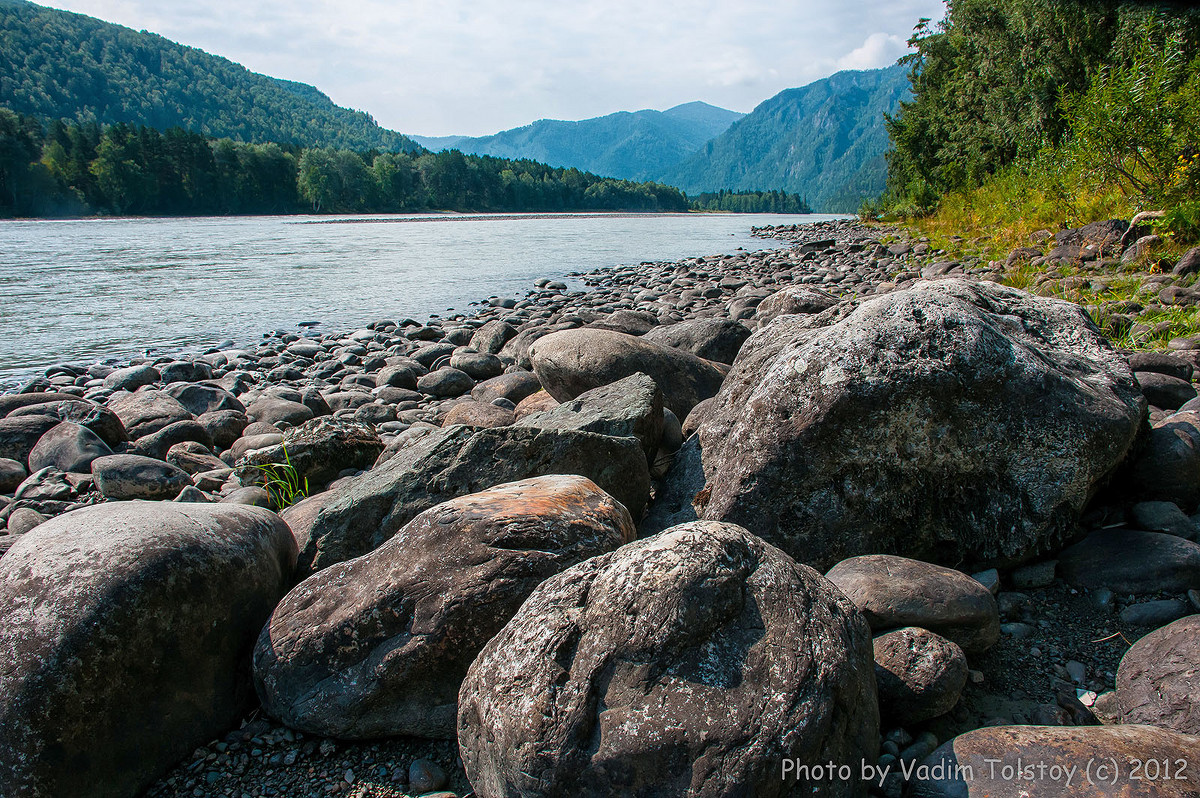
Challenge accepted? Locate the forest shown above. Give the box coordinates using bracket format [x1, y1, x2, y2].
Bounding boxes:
[689, 190, 810, 214]
[0, 110, 695, 216]
[881, 0, 1200, 225]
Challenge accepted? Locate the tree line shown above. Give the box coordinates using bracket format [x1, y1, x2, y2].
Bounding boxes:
[883, 0, 1200, 214]
[689, 189, 811, 214]
[0, 110, 694, 217]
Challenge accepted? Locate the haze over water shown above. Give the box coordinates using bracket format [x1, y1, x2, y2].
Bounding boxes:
[0, 212, 841, 389]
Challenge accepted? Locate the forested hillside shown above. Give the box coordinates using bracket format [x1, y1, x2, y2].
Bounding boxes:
[412, 102, 744, 182]
[0, 0, 418, 151]
[883, 0, 1200, 219]
[660, 66, 910, 213]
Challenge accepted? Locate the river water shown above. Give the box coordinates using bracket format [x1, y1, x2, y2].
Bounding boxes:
[0, 212, 841, 389]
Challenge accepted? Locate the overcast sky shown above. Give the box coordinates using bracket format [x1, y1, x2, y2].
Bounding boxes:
[41, 0, 946, 137]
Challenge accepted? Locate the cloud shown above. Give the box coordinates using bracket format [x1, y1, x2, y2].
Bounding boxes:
[836, 32, 911, 71]
[38, 0, 945, 136]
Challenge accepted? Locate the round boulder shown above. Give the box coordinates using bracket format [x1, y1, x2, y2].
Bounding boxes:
[0, 501, 297, 797]
[418, 367, 476, 398]
[1117, 614, 1200, 734]
[826, 554, 1000, 655]
[457, 521, 879, 797]
[106, 390, 193, 440]
[529, 328, 727, 420]
[442, 401, 516, 429]
[256, 475, 635, 739]
[697, 279, 1145, 570]
[92, 454, 193, 501]
[641, 318, 752, 365]
[873, 627, 968, 724]
[27, 421, 113, 474]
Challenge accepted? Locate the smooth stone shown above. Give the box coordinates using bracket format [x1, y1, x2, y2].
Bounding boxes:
[641, 318, 752, 364]
[196, 410, 250, 450]
[1058, 529, 1200, 594]
[1130, 500, 1199, 540]
[245, 397, 314, 427]
[417, 367, 475, 398]
[102, 364, 160, 391]
[449, 351, 504, 381]
[27, 421, 113, 474]
[7, 399, 128, 447]
[6, 507, 47, 536]
[229, 432, 285, 462]
[513, 390, 559, 419]
[255, 475, 635, 739]
[1119, 598, 1190, 627]
[1128, 351, 1194, 381]
[0, 457, 27, 494]
[1136, 371, 1198, 410]
[164, 383, 245, 416]
[457, 521, 879, 797]
[220, 486, 273, 508]
[469, 320, 518, 354]
[158, 360, 213, 384]
[166, 441, 227, 475]
[754, 285, 839, 323]
[1125, 411, 1200, 510]
[826, 554, 1000, 655]
[0, 501, 296, 797]
[0, 415, 61, 466]
[131, 419, 214, 461]
[106, 390, 193, 440]
[470, 371, 542, 405]
[91, 454, 193, 501]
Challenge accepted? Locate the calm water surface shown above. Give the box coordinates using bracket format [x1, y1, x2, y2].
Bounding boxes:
[0, 212, 840, 389]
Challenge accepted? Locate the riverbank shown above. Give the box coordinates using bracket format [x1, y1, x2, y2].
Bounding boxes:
[2, 216, 1199, 797]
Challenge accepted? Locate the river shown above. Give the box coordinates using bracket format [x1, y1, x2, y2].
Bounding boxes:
[0, 212, 842, 389]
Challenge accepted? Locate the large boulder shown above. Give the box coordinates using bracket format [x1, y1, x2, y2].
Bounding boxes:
[299, 424, 650, 574]
[515, 372, 664, 458]
[872, 627, 967, 725]
[27, 421, 113, 473]
[1117, 614, 1200, 734]
[239, 417, 383, 489]
[91, 454, 193, 501]
[8, 399, 127, 447]
[825, 555, 999, 655]
[754, 285, 839, 324]
[906, 725, 1200, 797]
[529, 328, 727, 420]
[642, 319, 752, 365]
[697, 279, 1144, 570]
[256, 476, 635, 739]
[471, 371, 543, 405]
[458, 521, 879, 798]
[0, 502, 297, 798]
[106, 389, 194, 440]
[0, 415, 60, 466]
[164, 382, 246, 416]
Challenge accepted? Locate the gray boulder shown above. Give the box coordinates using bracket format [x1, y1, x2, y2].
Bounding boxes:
[697, 279, 1144, 570]
[642, 318, 751, 365]
[458, 521, 879, 798]
[1117, 614, 1200, 734]
[0, 458, 27, 493]
[442, 401, 516, 428]
[196, 409, 250, 450]
[471, 371, 542, 405]
[299, 424, 650, 574]
[418, 367, 475, 398]
[826, 554, 1000, 655]
[469, 320, 518, 354]
[131, 419, 214, 461]
[515, 372, 664, 458]
[8, 400, 127, 447]
[256, 475, 635, 739]
[102, 364, 160, 391]
[27, 421, 113, 473]
[164, 383, 245, 416]
[106, 390, 193, 440]
[245, 396, 314, 427]
[239, 417, 383, 489]
[530, 328, 727, 420]
[1126, 411, 1200, 510]
[92, 454, 193, 501]
[754, 285, 839, 324]
[0, 415, 60, 466]
[0, 501, 296, 798]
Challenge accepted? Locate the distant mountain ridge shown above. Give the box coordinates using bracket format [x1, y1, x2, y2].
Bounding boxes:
[0, 0, 419, 151]
[661, 65, 912, 212]
[412, 102, 744, 182]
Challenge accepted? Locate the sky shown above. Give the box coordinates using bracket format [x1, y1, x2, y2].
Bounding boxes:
[40, 0, 947, 137]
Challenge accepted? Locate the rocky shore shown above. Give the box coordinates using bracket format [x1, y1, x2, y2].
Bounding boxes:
[2, 217, 1200, 797]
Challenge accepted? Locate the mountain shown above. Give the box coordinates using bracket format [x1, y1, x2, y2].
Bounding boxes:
[660, 65, 911, 212]
[411, 102, 744, 182]
[0, 0, 419, 152]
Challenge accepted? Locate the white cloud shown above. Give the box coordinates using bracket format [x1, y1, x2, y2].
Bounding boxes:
[38, 0, 945, 136]
[836, 32, 911, 71]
